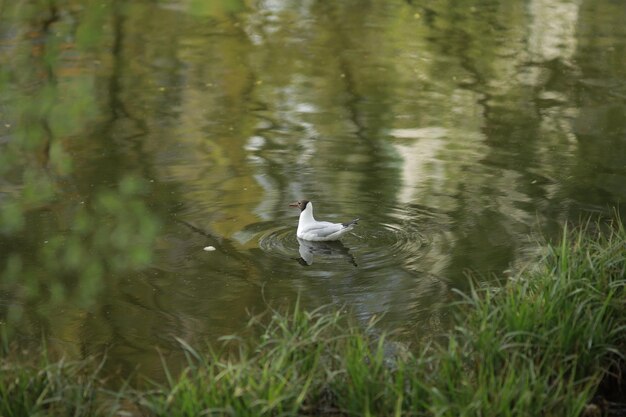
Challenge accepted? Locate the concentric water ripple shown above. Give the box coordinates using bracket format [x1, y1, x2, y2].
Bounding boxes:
[257, 224, 301, 259]
[353, 219, 430, 271]
[253, 208, 436, 270]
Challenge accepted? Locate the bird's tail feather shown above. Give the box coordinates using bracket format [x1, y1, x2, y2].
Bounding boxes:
[342, 218, 359, 228]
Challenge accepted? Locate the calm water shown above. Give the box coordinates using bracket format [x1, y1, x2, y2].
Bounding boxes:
[1, 0, 625, 380]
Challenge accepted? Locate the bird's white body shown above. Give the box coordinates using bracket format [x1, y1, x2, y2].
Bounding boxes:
[292, 201, 358, 241]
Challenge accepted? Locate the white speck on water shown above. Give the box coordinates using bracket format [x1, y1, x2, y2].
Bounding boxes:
[203, 246, 216, 252]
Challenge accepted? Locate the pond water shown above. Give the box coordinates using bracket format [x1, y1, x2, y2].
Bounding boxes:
[1, 0, 625, 381]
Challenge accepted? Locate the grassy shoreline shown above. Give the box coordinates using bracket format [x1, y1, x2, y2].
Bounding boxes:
[2, 219, 625, 416]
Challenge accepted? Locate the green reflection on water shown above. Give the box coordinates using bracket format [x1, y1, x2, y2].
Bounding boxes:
[0, 0, 160, 337]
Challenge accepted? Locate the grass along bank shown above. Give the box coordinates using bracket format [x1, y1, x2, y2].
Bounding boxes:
[1, 219, 625, 416]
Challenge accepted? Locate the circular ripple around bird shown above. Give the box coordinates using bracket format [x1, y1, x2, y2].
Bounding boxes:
[257, 224, 301, 259]
[255, 216, 430, 270]
[354, 220, 429, 271]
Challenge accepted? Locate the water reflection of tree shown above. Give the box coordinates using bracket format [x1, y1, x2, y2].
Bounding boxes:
[0, 1, 161, 358]
[0, 0, 271, 380]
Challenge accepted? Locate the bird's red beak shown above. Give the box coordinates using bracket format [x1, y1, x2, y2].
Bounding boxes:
[289, 201, 299, 208]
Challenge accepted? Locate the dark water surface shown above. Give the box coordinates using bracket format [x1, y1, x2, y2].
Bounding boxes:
[1, 0, 625, 380]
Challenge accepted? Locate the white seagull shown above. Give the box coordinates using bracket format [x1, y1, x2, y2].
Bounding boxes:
[289, 200, 359, 241]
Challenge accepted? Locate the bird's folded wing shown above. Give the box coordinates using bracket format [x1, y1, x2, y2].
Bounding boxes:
[301, 222, 343, 237]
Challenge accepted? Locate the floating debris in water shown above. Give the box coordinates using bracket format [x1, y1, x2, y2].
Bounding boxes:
[203, 246, 216, 252]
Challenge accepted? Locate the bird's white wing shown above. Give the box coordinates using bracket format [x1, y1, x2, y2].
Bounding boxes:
[299, 221, 344, 241]
[301, 221, 343, 235]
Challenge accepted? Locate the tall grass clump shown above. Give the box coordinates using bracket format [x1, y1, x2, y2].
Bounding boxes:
[0, 348, 122, 417]
[426, 218, 626, 416]
[138, 303, 406, 417]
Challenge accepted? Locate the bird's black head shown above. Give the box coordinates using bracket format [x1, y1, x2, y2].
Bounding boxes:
[289, 200, 310, 212]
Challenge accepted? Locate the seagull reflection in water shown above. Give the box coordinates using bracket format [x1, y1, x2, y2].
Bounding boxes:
[295, 238, 357, 267]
